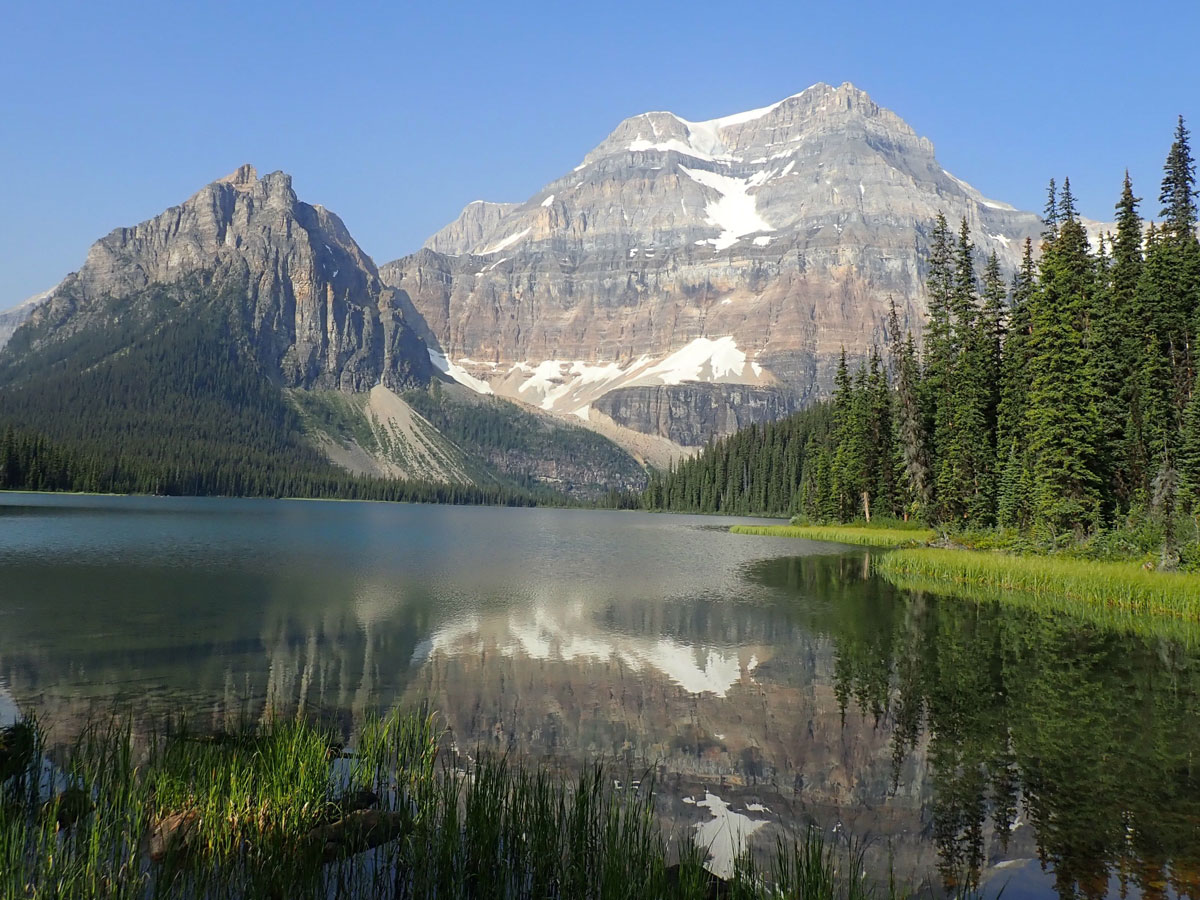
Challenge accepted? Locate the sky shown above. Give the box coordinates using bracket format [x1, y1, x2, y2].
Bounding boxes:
[2, 0, 1197, 304]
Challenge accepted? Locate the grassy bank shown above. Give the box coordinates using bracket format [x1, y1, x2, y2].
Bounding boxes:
[730, 524, 935, 548]
[877, 549, 1200, 623]
[0, 709, 908, 900]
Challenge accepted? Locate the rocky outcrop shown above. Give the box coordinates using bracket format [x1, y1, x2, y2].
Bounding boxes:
[15, 165, 434, 392]
[592, 383, 791, 446]
[0, 289, 52, 352]
[424, 200, 520, 256]
[380, 82, 1043, 444]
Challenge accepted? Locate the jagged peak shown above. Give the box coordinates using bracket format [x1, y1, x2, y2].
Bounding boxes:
[215, 164, 258, 189]
[583, 82, 916, 168]
[628, 82, 883, 133]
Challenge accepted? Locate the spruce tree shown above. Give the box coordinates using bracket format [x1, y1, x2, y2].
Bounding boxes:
[922, 213, 955, 511]
[1025, 185, 1105, 537]
[1041, 178, 1059, 244]
[1107, 173, 1148, 502]
[934, 220, 996, 525]
[887, 299, 932, 517]
[997, 240, 1036, 528]
[1178, 368, 1200, 518]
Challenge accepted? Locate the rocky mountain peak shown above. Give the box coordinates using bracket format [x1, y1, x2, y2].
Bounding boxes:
[216, 163, 259, 189]
[583, 82, 928, 168]
[11, 165, 433, 392]
[380, 84, 1043, 448]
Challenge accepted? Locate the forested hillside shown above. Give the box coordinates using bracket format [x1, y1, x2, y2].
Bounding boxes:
[0, 280, 548, 505]
[647, 118, 1200, 553]
[404, 384, 648, 499]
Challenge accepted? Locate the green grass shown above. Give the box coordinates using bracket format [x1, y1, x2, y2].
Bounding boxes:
[1, 708, 917, 900]
[730, 524, 935, 548]
[877, 548, 1200, 624]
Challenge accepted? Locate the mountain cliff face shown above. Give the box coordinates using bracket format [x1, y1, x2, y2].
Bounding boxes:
[0, 166, 645, 497]
[14, 164, 433, 392]
[380, 82, 1042, 446]
[0, 290, 52, 351]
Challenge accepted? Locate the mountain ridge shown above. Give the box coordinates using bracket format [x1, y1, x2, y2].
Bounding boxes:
[0, 166, 647, 500]
[378, 82, 1044, 447]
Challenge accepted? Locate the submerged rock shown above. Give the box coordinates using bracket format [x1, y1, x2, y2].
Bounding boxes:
[333, 788, 379, 815]
[148, 809, 202, 862]
[308, 808, 408, 861]
[42, 787, 93, 829]
[0, 721, 35, 782]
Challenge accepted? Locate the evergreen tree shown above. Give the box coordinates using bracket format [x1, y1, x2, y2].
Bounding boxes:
[923, 214, 955, 516]
[1161, 116, 1198, 238]
[1178, 368, 1200, 518]
[1025, 184, 1105, 537]
[887, 299, 932, 517]
[933, 221, 997, 525]
[1041, 178, 1059, 243]
[996, 241, 1036, 529]
[1106, 173, 1149, 503]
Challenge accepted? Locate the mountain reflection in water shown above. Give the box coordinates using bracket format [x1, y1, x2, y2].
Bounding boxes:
[0, 496, 1197, 898]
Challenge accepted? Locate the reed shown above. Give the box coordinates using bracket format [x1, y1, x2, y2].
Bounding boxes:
[730, 524, 935, 548]
[877, 548, 1200, 624]
[1, 707, 918, 899]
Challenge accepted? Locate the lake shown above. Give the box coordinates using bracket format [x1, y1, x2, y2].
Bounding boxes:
[1, 493, 1197, 898]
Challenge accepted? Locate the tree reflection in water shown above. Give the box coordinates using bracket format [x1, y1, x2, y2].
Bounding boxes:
[751, 553, 1200, 899]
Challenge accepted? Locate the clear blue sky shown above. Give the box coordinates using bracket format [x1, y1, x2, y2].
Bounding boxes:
[2, 0, 1196, 303]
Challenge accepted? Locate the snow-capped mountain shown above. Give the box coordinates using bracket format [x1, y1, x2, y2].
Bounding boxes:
[381, 82, 1042, 446]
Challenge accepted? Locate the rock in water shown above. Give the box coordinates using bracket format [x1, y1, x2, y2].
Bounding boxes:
[43, 787, 93, 829]
[148, 809, 202, 862]
[307, 808, 408, 861]
[0, 721, 35, 782]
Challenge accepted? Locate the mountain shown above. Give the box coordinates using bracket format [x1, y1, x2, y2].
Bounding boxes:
[9, 164, 433, 393]
[0, 166, 646, 500]
[0, 288, 53, 351]
[380, 82, 1043, 448]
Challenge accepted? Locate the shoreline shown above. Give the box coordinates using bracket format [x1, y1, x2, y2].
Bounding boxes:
[729, 523, 1200, 624]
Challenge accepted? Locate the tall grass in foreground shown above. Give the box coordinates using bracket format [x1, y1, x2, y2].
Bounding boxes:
[0, 708, 916, 900]
[730, 525, 935, 548]
[878, 549, 1200, 624]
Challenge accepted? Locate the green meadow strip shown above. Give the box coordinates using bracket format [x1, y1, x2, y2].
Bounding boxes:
[730, 524, 935, 548]
[877, 548, 1200, 624]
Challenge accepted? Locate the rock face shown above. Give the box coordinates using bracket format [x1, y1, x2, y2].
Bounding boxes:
[380, 82, 1042, 445]
[0, 289, 52, 352]
[592, 383, 791, 446]
[17, 164, 434, 392]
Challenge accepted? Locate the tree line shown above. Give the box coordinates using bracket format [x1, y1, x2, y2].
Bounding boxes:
[0, 282, 553, 507]
[646, 118, 1200, 549]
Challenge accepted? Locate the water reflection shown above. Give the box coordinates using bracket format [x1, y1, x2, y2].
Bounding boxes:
[790, 556, 1200, 900]
[1, 496, 1198, 897]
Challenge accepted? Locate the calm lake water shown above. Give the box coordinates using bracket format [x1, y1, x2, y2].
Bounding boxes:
[1, 493, 1197, 898]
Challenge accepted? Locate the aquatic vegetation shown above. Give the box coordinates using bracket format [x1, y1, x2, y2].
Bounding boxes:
[730, 524, 935, 548]
[0, 708, 909, 900]
[877, 548, 1200, 622]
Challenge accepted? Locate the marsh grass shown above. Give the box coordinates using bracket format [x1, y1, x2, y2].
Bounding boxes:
[1, 708, 916, 900]
[878, 549, 1200, 624]
[730, 525, 935, 548]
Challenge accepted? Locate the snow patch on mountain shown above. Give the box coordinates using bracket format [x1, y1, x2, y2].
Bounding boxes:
[478, 227, 531, 255]
[643, 336, 749, 384]
[942, 169, 1016, 211]
[679, 166, 774, 249]
[427, 348, 494, 394]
